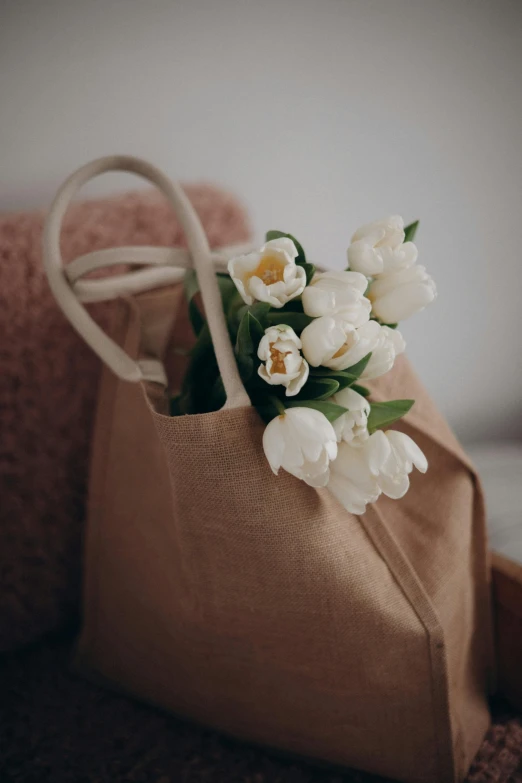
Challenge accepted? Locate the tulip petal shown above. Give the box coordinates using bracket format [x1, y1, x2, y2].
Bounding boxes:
[228, 252, 262, 278]
[360, 325, 405, 380]
[301, 316, 344, 367]
[364, 431, 392, 475]
[328, 473, 375, 515]
[378, 471, 410, 499]
[262, 237, 299, 259]
[303, 468, 331, 488]
[347, 240, 383, 276]
[302, 270, 370, 318]
[400, 241, 418, 267]
[386, 431, 428, 474]
[262, 417, 286, 474]
[351, 224, 387, 245]
[286, 418, 325, 464]
[334, 387, 370, 413]
[369, 265, 437, 322]
[328, 447, 381, 513]
[261, 408, 337, 488]
[285, 361, 309, 396]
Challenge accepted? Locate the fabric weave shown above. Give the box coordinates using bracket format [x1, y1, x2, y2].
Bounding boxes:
[75, 286, 494, 783]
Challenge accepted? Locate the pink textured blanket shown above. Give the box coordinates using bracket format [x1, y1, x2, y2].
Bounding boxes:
[0, 186, 250, 652]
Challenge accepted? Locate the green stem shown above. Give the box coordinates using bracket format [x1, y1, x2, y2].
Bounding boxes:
[270, 396, 286, 416]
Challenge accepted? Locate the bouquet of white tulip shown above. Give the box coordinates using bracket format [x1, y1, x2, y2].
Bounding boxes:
[172, 216, 436, 515]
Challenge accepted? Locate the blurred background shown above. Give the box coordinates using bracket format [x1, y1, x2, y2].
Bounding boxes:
[1, 0, 521, 452]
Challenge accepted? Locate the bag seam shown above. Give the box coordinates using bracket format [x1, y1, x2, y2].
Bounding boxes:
[360, 504, 456, 782]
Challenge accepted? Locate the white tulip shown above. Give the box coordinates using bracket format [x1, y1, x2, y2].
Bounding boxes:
[300, 316, 400, 378]
[352, 215, 405, 249]
[365, 430, 428, 499]
[328, 428, 427, 515]
[302, 270, 371, 323]
[367, 265, 437, 323]
[347, 215, 418, 277]
[228, 237, 306, 308]
[257, 325, 309, 397]
[327, 440, 381, 515]
[300, 315, 376, 371]
[331, 387, 370, 445]
[360, 325, 406, 380]
[262, 407, 338, 488]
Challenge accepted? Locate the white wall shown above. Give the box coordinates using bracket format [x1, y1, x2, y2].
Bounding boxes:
[1, 0, 521, 442]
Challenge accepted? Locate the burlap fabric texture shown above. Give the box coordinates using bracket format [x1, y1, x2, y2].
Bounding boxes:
[44, 157, 495, 783]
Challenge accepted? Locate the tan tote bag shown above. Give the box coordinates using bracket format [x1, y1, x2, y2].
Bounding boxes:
[44, 156, 495, 783]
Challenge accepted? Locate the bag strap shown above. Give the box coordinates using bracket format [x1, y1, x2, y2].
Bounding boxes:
[43, 155, 251, 409]
[66, 243, 252, 303]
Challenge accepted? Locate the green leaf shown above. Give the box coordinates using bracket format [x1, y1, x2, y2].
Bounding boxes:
[209, 375, 226, 411]
[255, 399, 282, 424]
[343, 352, 372, 381]
[301, 261, 316, 285]
[404, 220, 419, 243]
[237, 354, 254, 383]
[265, 230, 306, 264]
[294, 377, 340, 401]
[285, 399, 348, 423]
[180, 323, 220, 414]
[217, 272, 237, 302]
[248, 301, 271, 326]
[233, 301, 271, 331]
[183, 267, 200, 302]
[235, 310, 264, 358]
[189, 321, 213, 358]
[351, 383, 370, 397]
[333, 373, 361, 392]
[382, 322, 398, 329]
[184, 269, 240, 333]
[184, 269, 204, 337]
[235, 315, 253, 356]
[227, 292, 247, 326]
[367, 399, 415, 433]
[280, 299, 305, 312]
[310, 368, 359, 392]
[188, 299, 205, 336]
[266, 310, 314, 333]
[311, 354, 372, 386]
[169, 395, 183, 416]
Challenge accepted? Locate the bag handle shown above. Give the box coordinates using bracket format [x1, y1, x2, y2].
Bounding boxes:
[65, 243, 252, 303]
[43, 155, 251, 409]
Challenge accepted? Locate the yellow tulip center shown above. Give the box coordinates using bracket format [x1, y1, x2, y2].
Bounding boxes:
[250, 254, 286, 285]
[270, 346, 290, 374]
[332, 331, 357, 359]
[332, 343, 349, 359]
